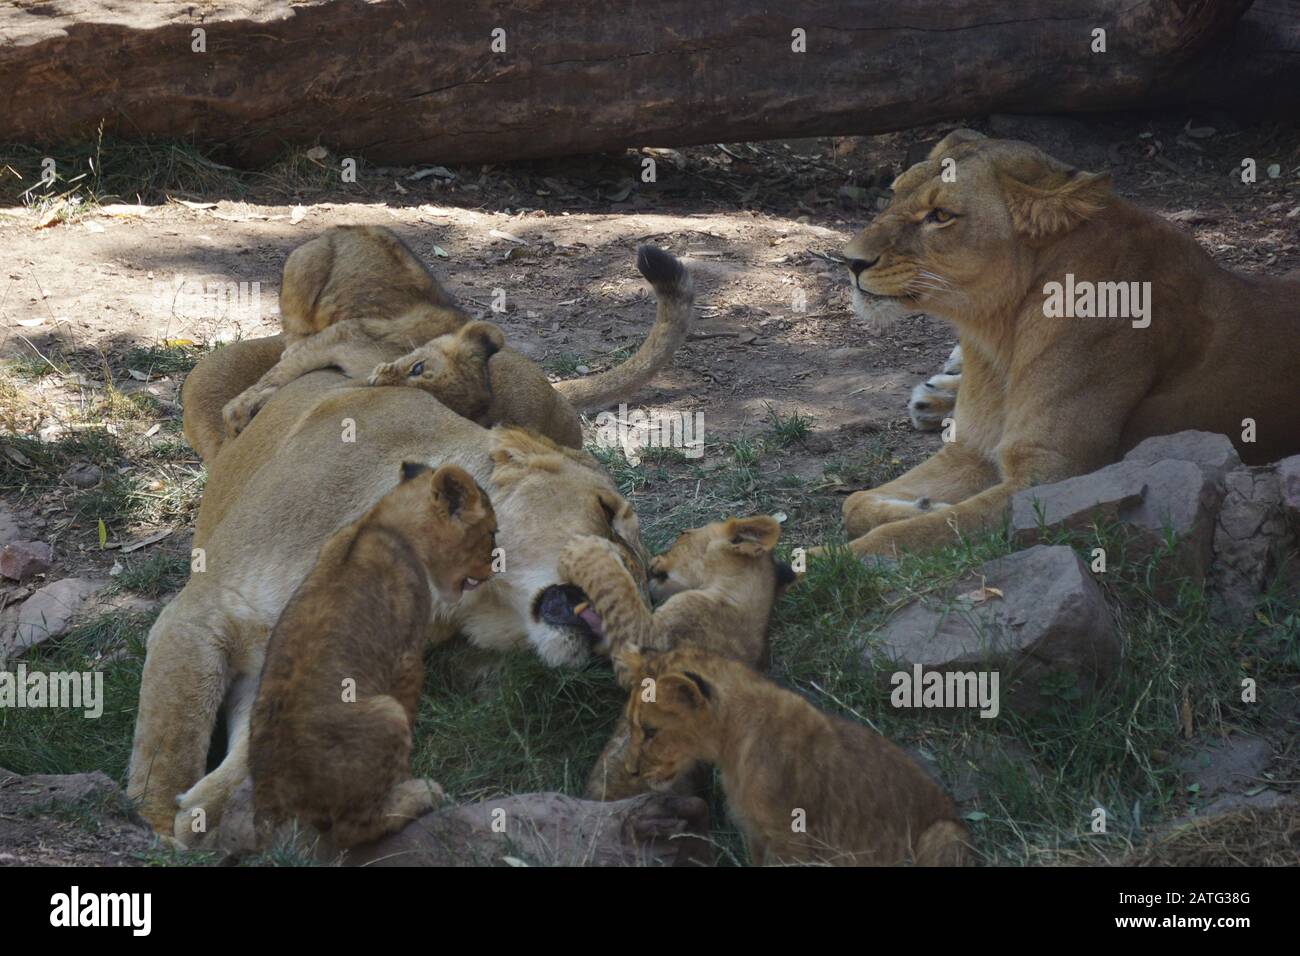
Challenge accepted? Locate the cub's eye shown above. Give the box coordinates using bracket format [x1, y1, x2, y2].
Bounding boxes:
[409, 361, 425, 377]
[924, 208, 956, 224]
[642, 726, 658, 741]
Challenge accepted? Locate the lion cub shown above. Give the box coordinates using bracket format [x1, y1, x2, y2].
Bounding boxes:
[249, 461, 497, 849]
[223, 319, 504, 437]
[621, 646, 968, 867]
[558, 516, 796, 799]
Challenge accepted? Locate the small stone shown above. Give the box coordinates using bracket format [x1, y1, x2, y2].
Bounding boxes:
[0, 541, 51, 582]
[62, 462, 103, 488]
[5, 576, 108, 657]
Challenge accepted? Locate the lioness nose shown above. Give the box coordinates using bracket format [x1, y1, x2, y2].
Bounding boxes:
[848, 257, 879, 276]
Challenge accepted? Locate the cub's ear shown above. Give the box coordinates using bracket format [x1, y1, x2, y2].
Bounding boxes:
[431, 464, 488, 522]
[458, 321, 505, 359]
[724, 515, 781, 557]
[660, 671, 713, 711]
[927, 128, 986, 163]
[400, 461, 432, 483]
[1000, 168, 1112, 240]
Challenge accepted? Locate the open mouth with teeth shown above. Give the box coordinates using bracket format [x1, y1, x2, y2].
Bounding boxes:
[533, 584, 607, 643]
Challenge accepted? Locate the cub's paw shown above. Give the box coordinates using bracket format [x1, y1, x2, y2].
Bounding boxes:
[222, 387, 276, 438]
[387, 778, 445, 822]
[367, 362, 400, 386]
[557, 534, 625, 588]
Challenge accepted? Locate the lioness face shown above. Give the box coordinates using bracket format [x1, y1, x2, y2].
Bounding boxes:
[843, 130, 1110, 328]
[457, 429, 648, 668]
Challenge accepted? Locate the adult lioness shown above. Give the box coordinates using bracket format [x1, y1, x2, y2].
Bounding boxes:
[128, 237, 692, 842]
[838, 129, 1300, 557]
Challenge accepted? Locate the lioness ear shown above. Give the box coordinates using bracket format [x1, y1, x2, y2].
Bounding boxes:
[927, 128, 986, 162]
[459, 321, 504, 359]
[1000, 169, 1112, 240]
[724, 515, 781, 557]
[400, 461, 432, 483]
[432, 464, 487, 522]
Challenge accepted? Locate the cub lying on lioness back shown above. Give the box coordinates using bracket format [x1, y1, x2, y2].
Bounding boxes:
[223, 318, 505, 436]
[558, 516, 796, 800]
[249, 462, 497, 849]
[620, 646, 967, 867]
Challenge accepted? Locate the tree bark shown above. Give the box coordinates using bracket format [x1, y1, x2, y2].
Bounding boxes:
[2, 0, 1287, 166]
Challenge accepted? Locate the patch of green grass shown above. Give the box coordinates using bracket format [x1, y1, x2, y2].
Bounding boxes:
[764, 404, 812, 448]
[111, 552, 190, 598]
[0, 611, 154, 781]
[546, 352, 586, 377]
[122, 343, 209, 377]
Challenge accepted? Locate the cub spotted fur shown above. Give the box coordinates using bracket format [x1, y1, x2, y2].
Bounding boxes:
[621, 646, 967, 867]
[558, 516, 795, 799]
[249, 462, 496, 849]
[225, 319, 505, 436]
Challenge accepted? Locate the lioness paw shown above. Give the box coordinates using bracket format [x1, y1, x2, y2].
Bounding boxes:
[908, 373, 960, 431]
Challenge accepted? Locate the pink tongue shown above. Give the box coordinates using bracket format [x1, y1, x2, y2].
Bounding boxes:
[578, 607, 606, 638]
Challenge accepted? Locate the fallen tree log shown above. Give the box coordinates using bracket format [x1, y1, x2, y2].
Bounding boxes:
[0, 0, 1291, 166]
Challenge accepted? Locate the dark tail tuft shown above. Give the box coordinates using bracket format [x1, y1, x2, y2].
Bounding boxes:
[636, 245, 687, 294]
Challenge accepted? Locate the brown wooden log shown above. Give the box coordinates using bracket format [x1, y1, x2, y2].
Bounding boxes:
[0, 0, 1284, 166]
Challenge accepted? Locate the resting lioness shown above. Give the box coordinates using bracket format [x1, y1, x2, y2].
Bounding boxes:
[129, 236, 693, 843]
[838, 129, 1300, 557]
[558, 517, 796, 800]
[186, 225, 694, 459]
[251, 462, 496, 848]
[619, 646, 967, 866]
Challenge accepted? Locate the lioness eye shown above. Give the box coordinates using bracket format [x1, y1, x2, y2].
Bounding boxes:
[409, 361, 425, 376]
[925, 208, 956, 224]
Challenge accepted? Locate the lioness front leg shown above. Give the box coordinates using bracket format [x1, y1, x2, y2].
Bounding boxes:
[843, 442, 999, 539]
[221, 320, 368, 437]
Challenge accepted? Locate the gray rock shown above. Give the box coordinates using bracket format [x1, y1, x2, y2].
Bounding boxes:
[868, 545, 1120, 715]
[1009, 457, 1221, 596]
[0, 505, 21, 549]
[0, 540, 51, 581]
[1122, 430, 1241, 483]
[1177, 734, 1273, 799]
[1210, 466, 1296, 615]
[3, 577, 109, 658]
[1278, 455, 1300, 520]
[62, 462, 103, 488]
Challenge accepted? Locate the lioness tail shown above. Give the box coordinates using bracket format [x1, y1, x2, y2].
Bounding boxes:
[554, 246, 694, 410]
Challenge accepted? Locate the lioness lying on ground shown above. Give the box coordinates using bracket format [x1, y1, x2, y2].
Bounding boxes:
[187, 225, 695, 459]
[251, 462, 496, 849]
[619, 646, 967, 866]
[838, 129, 1300, 557]
[130, 234, 693, 843]
[224, 319, 506, 433]
[558, 516, 796, 800]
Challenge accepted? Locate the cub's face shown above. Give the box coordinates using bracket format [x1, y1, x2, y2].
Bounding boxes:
[395, 462, 499, 604]
[649, 515, 791, 605]
[622, 648, 725, 787]
[369, 321, 504, 424]
[843, 130, 1110, 328]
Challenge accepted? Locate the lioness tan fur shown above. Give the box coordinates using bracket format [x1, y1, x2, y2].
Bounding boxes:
[184, 226, 694, 460]
[838, 130, 1300, 557]
[558, 516, 796, 800]
[250, 462, 496, 848]
[222, 319, 505, 435]
[129, 232, 678, 841]
[620, 646, 967, 866]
